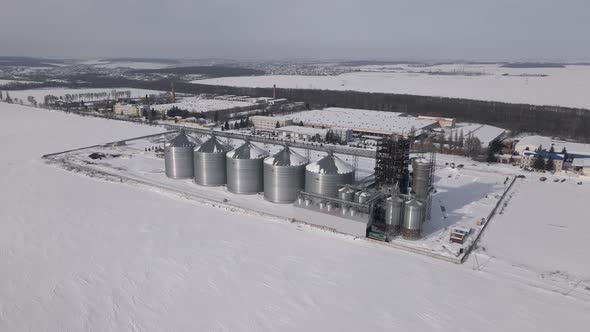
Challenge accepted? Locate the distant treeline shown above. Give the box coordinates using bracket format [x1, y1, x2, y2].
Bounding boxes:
[0, 56, 64, 67]
[4, 74, 589, 142]
[133, 80, 590, 142]
[500, 63, 566, 68]
[132, 66, 264, 77]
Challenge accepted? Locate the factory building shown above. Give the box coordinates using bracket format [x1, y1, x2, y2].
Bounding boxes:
[251, 116, 293, 130]
[417, 116, 456, 128]
[520, 151, 565, 171]
[275, 126, 353, 143]
[274, 108, 438, 138]
[114, 102, 140, 116]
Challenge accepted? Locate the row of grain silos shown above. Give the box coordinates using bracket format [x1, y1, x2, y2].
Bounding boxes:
[164, 130, 356, 203]
[380, 157, 433, 240]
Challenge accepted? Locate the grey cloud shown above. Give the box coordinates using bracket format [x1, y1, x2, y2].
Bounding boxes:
[0, 0, 589, 61]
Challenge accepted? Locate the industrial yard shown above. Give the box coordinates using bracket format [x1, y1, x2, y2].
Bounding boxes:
[44, 128, 513, 262]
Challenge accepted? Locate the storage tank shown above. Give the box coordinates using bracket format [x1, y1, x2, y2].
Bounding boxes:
[402, 199, 424, 240]
[384, 196, 404, 235]
[305, 152, 354, 198]
[193, 135, 231, 186]
[164, 129, 196, 179]
[412, 158, 432, 200]
[226, 141, 269, 194]
[263, 146, 308, 203]
[338, 186, 356, 201]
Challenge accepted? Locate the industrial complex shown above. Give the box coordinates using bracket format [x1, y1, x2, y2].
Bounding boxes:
[163, 129, 435, 242]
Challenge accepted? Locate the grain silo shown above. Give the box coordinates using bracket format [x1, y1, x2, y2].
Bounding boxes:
[305, 152, 354, 198]
[384, 196, 404, 235]
[164, 129, 196, 179]
[337, 186, 356, 202]
[193, 135, 231, 186]
[402, 199, 423, 240]
[226, 140, 269, 194]
[412, 158, 433, 200]
[263, 146, 308, 203]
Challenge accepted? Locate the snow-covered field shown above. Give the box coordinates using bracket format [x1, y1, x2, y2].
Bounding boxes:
[479, 174, 590, 283]
[7, 88, 165, 105]
[1, 103, 589, 331]
[0, 79, 40, 86]
[79, 59, 172, 70]
[151, 96, 256, 113]
[196, 64, 590, 109]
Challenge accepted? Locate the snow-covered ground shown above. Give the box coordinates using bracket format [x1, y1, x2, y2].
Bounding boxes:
[0, 79, 40, 86]
[7, 88, 165, 105]
[196, 64, 590, 109]
[478, 174, 590, 284]
[1, 103, 589, 331]
[78, 59, 172, 69]
[151, 96, 257, 113]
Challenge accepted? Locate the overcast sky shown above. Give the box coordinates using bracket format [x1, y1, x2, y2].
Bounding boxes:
[1, 0, 589, 61]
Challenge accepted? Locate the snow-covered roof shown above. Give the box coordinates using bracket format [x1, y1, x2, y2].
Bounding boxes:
[151, 97, 256, 113]
[446, 123, 506, 146]
[264, 146, 308, 166]
[226, 141, 269, 159]
[306, 152, 354, 175]
[522, 151, 564, 160]
[515, 135, 590, 157]
[275, 108, 437, 135]
[195, 135, 230, 153]
[165, 130, 195, 148]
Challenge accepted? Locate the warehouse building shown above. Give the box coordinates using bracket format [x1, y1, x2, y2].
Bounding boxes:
[275, 126, 353, 143]
[275, 108, 438, 138]
[251, 116, 293, 130]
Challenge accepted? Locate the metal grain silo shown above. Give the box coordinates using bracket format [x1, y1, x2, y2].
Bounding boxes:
[338, 186, 356, 201]
[164, 129, 196, 179]
[226, 141, 269, 194]
[263, 146, 308, 203]
[402, 199, 423, 240]
[412, 158, 433, 200]
[305, 152, 354, 198]
[384, 196, 404, 235]
[193, 135, 231, 186]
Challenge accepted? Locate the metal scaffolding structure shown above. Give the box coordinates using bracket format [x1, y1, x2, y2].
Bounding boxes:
[374, 135, 410, 193]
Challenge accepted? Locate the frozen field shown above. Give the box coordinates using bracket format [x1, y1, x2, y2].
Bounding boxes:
[79, 59, 172, 70]
[7, 87, 165, 105]
[1, 103, 589, 331]
[478, 174, 590, 286]
[151, 96, 256, 113]
[196, 64, 590, 109]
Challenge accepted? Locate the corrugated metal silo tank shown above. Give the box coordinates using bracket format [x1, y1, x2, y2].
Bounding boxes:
[412, 158, 433, 200]
[338, 186, 356, 201]
[164, 129, 196, 179]
[305, 152, 355, 198]
[384, 196, 404, 235]
[193, 135, 232, 186]
[226, 141, 269, 194]
[263, 146, 308, 203]
[402, 199, 424, 240]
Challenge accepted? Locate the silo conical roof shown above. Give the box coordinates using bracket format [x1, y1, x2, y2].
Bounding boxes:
[166, 129, 195, 148]
[306, 152, 354, 174]
[264, 146, 308, 166]
[227, 141, 269, 159]
[195, 135, 230, 153]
